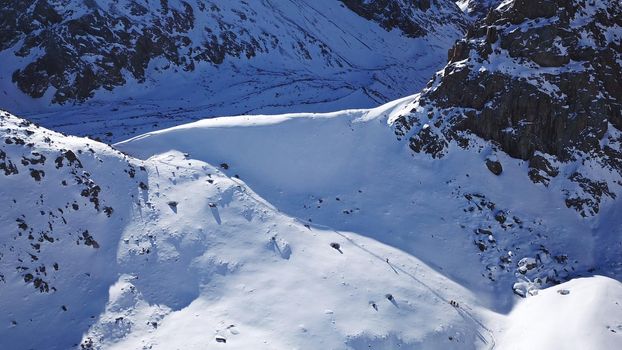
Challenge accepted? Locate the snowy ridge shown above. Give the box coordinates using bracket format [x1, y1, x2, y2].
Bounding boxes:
[2, 99, 622, 348]
[1, 109, 494, 349]
[118, 93, 622, 299]
[0, 0, 621, 348]
[0, 0, 467, 143]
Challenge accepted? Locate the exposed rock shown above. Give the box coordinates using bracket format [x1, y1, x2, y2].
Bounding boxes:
[29, 169, 45, 181]
[528, 154, 559, 185]
[475, 228, 493, 235]
[448, 40, 471, 62]
[167, 201, 178, 212]
[518, 257, 538, 273]
[408, 125, 447, 159]
[474, 240, 487, 251]
[485, 158, 502, 175]
[564, 173, 615, 216]
[494, 210, 506, 224]
[0, 149, 19, 175]
[392, 0, 622, 216]
[215, 336, 227, 343]
[80, 230, 100, 249]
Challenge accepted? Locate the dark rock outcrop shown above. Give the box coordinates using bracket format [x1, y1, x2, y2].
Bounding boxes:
[528, 154, 559, 185]
[485, 158, 502, 175]
[393, 0, 622, 216]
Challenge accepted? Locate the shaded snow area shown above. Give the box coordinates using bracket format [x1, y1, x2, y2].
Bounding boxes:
[1, 108, 492, 349]
[118, 97, 622, 296]
[1, 1, 620, 348]
[0, 0, 466, 143]
[1, 91, 621, 349]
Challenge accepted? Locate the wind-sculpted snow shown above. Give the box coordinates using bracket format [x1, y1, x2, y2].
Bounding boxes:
[1, 95, 621, 348]
[496, 276, 622, 350]
[0, 109, 491, 349]
[118, 93, 622, 307]
[1, 0, 621, 348]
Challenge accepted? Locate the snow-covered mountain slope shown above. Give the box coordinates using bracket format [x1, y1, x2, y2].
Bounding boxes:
[496, 276, 622, 350]
[118, 92, 622, 298]
[0, 0, 467, 142]
[3, 97, 621, 349]
[1, 0, 621, 348]
[117, 0, 622, 298]
[0, 111, 147, 349]
[1, 109, 498, 350]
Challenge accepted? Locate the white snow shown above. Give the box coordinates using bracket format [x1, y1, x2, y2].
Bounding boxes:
[497, 276, 622, 350]
[0, 0, 466, 143]
[0, 2, 621, 348]
[1, 81, 621, 349]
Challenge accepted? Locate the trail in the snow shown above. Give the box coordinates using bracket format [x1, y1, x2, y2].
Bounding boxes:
[223, 174, 498, 349]
[332, 228, 497, 350]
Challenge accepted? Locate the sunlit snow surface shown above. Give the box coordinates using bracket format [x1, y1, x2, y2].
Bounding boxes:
[118, 102, 621, 349]
[1, 87, 621, 349]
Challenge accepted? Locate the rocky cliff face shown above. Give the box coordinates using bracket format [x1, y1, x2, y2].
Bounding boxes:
[392, 0, 622, 217]
[0, 0, 466, 105]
